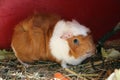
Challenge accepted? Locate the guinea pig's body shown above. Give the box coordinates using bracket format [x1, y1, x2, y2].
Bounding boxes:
[11, 13, 95, 68]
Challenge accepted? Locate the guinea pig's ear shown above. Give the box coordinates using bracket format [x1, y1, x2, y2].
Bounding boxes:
[60, 32, 73, 40]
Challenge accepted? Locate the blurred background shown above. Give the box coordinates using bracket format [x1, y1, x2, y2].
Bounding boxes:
[0, 0, 120, 49]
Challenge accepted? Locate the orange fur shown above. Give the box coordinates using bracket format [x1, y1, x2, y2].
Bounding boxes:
[11, 13, 61, 63]
[67, 35, 95, 58]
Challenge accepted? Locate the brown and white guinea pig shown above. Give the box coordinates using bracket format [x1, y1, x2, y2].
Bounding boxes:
[11, 13, 95, 68]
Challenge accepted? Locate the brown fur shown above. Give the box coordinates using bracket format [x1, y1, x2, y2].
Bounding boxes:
[67, 35, 95, 58]
[11, 13, 61, 63]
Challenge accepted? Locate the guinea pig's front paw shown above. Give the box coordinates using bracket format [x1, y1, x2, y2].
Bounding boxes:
[61, 61, 69, 68]
[17, 59, 30, 68]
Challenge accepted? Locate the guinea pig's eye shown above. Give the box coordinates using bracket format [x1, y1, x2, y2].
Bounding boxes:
[73, 39, 79, 45]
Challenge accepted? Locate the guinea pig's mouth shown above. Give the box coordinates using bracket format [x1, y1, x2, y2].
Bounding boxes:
[85, 51, 95, 57]
[86, 48, 96, 55]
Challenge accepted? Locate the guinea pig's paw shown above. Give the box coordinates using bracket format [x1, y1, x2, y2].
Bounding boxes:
[60, 32, 73, 40]
[61, 61, 69, 68]
[21, 62, 30, 68]
[18, 59, 30, 68]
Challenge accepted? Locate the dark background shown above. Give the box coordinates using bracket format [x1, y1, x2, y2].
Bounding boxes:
[0, 0, 120, 49]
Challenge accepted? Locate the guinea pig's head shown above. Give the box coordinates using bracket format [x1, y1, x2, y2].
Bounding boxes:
[60, 20, 96, 59]
[67, 35, 95, 59]
[50, 19, 95, 67]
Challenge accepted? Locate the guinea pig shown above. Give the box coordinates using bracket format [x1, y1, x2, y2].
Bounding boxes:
[11, 13, 95, 68]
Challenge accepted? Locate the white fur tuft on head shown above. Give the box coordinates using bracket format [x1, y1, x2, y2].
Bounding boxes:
[66, 19, 90, 36]
[52, 19, 90, 39]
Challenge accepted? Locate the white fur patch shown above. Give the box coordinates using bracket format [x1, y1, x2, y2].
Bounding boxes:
[49, 19, 91, 68]
[66, 20, 90, 36]
[52, 19, 90, 37]
[11, 44, 18, 58]
[50, 37, 70, 61]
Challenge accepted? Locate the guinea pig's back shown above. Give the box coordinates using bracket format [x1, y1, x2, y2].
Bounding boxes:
[11, 13, 61, 63]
